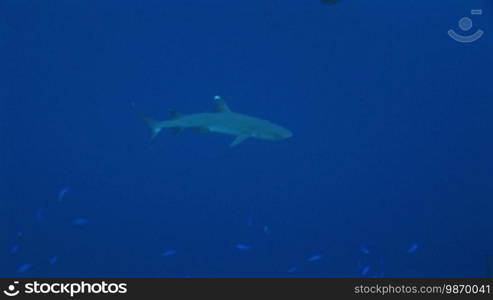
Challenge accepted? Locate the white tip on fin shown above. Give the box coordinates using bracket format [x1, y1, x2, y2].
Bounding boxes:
[213, 95, 231, 113]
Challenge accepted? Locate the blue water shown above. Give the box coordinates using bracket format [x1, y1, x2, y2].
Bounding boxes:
[1, 0, 492, 277]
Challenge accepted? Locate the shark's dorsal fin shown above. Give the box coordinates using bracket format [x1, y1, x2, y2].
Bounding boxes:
[213, 95, 231, 113]
[168, 109, 182, 120]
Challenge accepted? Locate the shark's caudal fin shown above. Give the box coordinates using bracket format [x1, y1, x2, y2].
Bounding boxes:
[140, 114, 162, 139]
[140, 109, 184, 140]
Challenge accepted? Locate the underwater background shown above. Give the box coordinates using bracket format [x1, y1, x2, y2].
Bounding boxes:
[1, 0, 492, 277]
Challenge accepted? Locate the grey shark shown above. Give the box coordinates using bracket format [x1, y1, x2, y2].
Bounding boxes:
[141, 95, 292, 147]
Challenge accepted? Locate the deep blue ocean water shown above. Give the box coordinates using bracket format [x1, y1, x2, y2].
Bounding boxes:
[1, 0, 492, 277]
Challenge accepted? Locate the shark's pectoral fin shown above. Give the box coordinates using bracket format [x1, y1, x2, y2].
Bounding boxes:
[230, 134, 249, 147]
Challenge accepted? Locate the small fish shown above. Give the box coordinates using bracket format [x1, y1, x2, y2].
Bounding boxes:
[263, 225, 271, 235]
[58, 187, 70, 202]
[72, 218, 89, 226]
[407, 243, 419, 253]
[17, 263, 32, 273]
[49, 256, 58, 265]
[361, 265, 371, 275]
[9, 244, 20, 255]
[307, 255, 322, 262]
[287, 266, 298, 273]
[161, 249, 177, 257]
[360, 245, 370, 255]
[235, 243, 252, 251]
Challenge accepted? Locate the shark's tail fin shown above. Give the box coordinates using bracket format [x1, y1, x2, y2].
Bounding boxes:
[140, 114, 162, 139]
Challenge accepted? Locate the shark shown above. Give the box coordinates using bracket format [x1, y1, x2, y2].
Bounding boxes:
[141, 95, 292, 147]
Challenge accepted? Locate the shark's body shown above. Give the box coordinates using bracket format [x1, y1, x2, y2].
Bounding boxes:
[142, 96, 292, 146]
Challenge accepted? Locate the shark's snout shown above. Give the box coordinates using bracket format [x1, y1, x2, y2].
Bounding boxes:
[273, 129, 292, 140]
[277, 127, 292, 139]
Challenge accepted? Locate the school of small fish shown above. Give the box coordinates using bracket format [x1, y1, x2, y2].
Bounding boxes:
[7, 188, 423, 277]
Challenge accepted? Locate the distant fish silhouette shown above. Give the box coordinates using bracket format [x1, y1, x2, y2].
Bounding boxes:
[360, 245, 370, 255]
[288, 266, 298, 273]
[58, 187, 70, 202]
[17, 263, 32, 273]
[72, 218, 89, 226]
[235, 244, 252, 251]
[307, 255, 322, 262]
[361, 265, 371, 275]
[49, 256, 58, 265]
[162, 249, 177, 257]
[407, 243, 419, 253]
